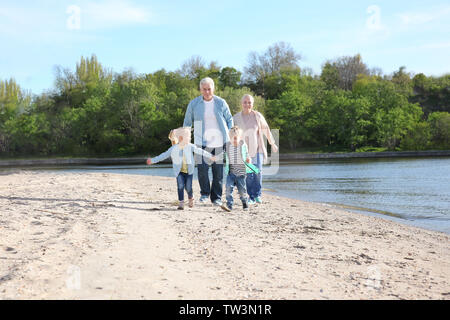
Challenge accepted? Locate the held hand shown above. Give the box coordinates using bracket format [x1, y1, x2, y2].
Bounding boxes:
[146, 158, 152, 165]
[271, 144, 279, 153]
[246, 157, 251, 163]
[211, 156, 217, 162]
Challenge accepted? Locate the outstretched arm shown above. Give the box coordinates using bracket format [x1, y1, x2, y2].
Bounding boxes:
[192, 145, 215, 160]
[147, 147, 173, 165]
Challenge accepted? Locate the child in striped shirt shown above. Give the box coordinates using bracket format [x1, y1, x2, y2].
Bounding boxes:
[221, 126, 259, 212]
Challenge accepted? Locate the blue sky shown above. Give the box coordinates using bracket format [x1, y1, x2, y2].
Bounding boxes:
[1, 0, 450, 95]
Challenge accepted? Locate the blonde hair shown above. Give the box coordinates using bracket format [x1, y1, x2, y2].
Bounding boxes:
[168, 130, 178, 145]
[169, 127, 191, 145]
[229, 126, 242, 137]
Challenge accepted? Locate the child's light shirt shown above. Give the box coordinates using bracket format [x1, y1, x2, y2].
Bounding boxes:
[150, 143, 214, 177]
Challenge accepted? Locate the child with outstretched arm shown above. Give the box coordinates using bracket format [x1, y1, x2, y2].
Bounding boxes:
[146, 127, 216, 210]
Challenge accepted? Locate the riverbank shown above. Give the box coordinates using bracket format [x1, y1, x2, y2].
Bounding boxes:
[0, 171, 449, 299]
[1, 150, 449, 167]
[280, 150, 450, 160]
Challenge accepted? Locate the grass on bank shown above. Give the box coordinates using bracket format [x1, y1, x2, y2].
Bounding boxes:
[281, 145, 389, 154]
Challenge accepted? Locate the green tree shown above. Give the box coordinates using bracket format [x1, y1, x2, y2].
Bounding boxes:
[391, 66, 413, 97]
[0, 78, 31, 117]
[411, 74, 450, 116]
[3, 52, 448, 158]
[4, 112, 51, 155]
[216, 87, 265, 115]
[177, 56, 221, 86]
[324, 54, 370, 90]
[428, 112, 450, 149]
[373, 104, 423, 150]
[243, 42, 301, 98]
[317, 91, 372, 150]
[353, 75, 422, 150]
[110, 73, 160, 154]
[400, 121, 431, 151]
[219, 67, 242, 89]
[320, 63, 340, 90]
[54, 54, 113, 109]
[263, 67, 302, 100]
[265, 90, 313, 150]
[0, 78, 32, 154]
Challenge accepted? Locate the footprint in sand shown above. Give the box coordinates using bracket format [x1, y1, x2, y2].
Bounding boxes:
[4, 247, 17, 254]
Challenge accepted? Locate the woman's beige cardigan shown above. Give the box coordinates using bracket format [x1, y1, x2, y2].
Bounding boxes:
[233, 111, 276, 161]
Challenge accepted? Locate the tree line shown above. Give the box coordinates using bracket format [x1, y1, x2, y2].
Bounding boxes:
[0, 42, 449, 158]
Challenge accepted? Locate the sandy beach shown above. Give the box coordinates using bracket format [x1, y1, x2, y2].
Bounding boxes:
[0, 170, 449, 300]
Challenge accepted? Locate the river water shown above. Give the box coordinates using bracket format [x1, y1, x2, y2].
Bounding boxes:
[8, 157, 450, 234]
[263, 157, 450, 234]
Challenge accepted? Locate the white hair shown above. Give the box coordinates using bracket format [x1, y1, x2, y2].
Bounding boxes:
[199, 77, 215, 91]
[241, 94, 254, 105]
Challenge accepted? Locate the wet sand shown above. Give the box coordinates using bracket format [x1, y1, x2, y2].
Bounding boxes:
[0, 171, 449, 299]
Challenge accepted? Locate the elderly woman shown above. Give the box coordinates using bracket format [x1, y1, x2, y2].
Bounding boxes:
[233, 94, 278, 204]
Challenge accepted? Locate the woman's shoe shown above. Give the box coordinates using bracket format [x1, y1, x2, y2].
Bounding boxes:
[255, 197, 262, 204]
[188, 198, 194, 208]
[248, 199, 256, 205]
[220, 204, 232, 212]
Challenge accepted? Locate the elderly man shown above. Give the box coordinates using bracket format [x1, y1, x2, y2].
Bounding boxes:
[183, 77, 233, 206]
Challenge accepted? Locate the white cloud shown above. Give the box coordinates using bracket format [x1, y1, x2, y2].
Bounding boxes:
[81, 0, 155, 30]
[398, 5, 450, 25]
[0, 5, 56, 37]
[419, 41, 450, 50]
[0, 4, 98, 45]
[0, 0, 155, 40]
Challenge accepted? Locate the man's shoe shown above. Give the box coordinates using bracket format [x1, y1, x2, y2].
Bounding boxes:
[199, 195, 208, 203]
[248, 199, 256, 205]
[243, 202, 249, 211]
[212, 199, 223, 206]
[255, 197, 262, 204]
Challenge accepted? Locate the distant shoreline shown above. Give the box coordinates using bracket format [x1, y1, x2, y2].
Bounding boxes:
[1, 150, 449, 167]
[278, 150, 450, 160]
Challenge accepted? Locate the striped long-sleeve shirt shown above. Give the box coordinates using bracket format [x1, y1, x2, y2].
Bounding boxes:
[226, 141, 247, 176]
